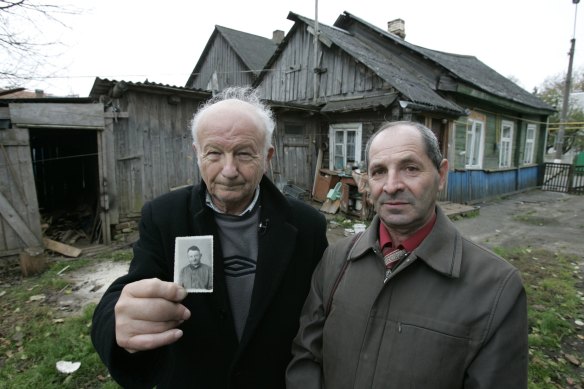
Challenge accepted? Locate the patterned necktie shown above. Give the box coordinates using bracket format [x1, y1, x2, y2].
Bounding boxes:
[383, 249, 408, 282]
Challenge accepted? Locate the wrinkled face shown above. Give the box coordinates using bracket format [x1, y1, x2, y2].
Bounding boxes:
[367, 125, 448, 236]
[194, 100, 274, 215]
[187, 249, 201, 266]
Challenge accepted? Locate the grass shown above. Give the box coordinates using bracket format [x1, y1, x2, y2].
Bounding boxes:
[1, 247, 582, 388]
[0, 251, 131, 388]
[494, 247, 583, 389]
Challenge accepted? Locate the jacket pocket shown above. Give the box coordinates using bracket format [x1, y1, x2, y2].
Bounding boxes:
[372, 321, 470, 388]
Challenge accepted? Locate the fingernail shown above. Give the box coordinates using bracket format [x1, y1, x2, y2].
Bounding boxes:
[183, 309, 191, 320]
[177, 288, 188, 300]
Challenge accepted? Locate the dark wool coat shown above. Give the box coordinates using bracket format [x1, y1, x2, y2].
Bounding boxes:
[91, 176, 328, 388]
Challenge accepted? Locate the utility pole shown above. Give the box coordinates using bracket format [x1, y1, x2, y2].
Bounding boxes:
[555, 0, 580, 160]
[313, 0, 320, 104]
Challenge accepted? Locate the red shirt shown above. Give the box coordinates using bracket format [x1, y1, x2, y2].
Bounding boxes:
[379, 212, 437, 254]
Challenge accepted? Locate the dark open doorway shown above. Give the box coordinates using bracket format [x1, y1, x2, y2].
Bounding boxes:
[29, 128, 101, 245]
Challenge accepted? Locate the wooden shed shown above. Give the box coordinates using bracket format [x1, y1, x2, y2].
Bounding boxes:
[0, 98, 105, 258]
[0, 81, 211, 258]
[88, 79, 211, 223]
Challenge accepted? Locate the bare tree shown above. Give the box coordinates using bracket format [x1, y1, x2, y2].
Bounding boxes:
[537, 67, 584, 155]
[0, 0, 78, 89]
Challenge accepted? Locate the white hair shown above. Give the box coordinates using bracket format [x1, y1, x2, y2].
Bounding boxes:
[190, 86, 275, 158]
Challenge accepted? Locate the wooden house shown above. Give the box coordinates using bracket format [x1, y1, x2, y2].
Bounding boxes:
[186, 12, 555, 205]
[251, 11, 556, 204]
[185, 25, 282, 92]
[0, 80, 210, 257]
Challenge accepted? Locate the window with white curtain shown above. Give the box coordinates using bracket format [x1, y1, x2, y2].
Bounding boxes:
[329, 124, 362, 170]
[499, 120, 514, 168]
[524, 124, 536, 164]
[465, 119, 484, 169]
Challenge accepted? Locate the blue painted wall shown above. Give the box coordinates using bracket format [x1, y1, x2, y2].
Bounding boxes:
[442, 165, 541, 203]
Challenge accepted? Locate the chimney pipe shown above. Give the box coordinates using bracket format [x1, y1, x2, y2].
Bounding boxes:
[388, 18, 406, 39]
[272, 30, 285, 44]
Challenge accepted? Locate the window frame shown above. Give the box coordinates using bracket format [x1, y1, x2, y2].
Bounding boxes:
[465, 119, 485, 169]
[523, 124, 536, 164]
[328, 123, 362, 171]
[499, 120, 514, 168]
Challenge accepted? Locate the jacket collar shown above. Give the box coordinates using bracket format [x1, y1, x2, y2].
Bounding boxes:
[349, 206, 463, 278]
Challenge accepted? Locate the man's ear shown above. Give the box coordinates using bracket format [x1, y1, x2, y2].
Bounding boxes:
[438, 159, 449, 191]
[266, 146, 275, 162]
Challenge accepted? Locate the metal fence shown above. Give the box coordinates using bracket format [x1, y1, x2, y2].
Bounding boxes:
[541, 163, 584, 194]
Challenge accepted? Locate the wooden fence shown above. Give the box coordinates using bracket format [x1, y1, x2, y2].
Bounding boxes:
[541, 163, 584, 194]
[442, 165, 541, 203]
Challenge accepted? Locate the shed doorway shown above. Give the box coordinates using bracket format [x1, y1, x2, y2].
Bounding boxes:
[29, 128, 102, 246]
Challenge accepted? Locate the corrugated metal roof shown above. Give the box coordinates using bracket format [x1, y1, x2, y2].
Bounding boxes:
[89, 78, 211, 99]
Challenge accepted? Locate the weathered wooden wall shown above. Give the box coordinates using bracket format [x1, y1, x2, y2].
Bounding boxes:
[112, 90, 203, 219]
[189, 33, 255, 91]
[271, 117, 315, 190]
[0, 128, 43, 256]
[258, 26, 386, 103]
[442, 165, 541, 203]
[9, 103, 104, 128]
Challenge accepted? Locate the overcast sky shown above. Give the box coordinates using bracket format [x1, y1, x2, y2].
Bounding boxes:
[10, 0, 584, 97]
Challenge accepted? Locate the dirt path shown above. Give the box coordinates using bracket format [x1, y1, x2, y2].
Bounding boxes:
[452, 190, 584, 257]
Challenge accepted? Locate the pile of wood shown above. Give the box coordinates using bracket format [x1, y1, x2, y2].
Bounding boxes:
[41, 206, 97, 246]
[18, 208, 98, 277]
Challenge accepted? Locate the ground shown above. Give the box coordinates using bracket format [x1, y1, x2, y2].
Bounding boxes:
[55, 188, 584, 315]
[0, 188, 583, 386]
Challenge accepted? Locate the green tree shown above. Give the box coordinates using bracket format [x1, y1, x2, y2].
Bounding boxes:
[537, 67, 584, 156]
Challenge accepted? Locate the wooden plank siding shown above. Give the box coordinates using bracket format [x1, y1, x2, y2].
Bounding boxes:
[442, 165, 541, 203]
[0, 128, 43, 254]
[452, 112, 547, 169]
[258, 27, 387, 103]
[112, 90, 201, 219]
[191, 34, 256, 91]
[10, 103, 104, 128]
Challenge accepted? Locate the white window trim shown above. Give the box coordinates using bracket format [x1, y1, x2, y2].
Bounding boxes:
[465, 119, 485, 169]
[328, 123, 362, 171]
[524, 124, 536, 164]
[499, 120, 514, 168]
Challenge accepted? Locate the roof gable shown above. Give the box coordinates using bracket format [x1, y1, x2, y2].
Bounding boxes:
[186, 25, 277, 87]
[287, 12, 464, 114]
[216, 26, 278, 75]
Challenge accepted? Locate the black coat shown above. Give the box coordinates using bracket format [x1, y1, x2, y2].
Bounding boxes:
[91, 176, 329, 388]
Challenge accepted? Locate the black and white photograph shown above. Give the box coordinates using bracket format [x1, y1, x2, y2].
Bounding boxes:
[174, 236, 214, 293]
